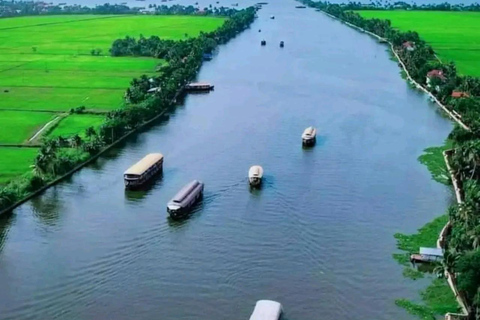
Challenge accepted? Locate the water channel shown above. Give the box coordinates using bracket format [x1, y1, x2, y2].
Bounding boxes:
[0, 1, 454, 319]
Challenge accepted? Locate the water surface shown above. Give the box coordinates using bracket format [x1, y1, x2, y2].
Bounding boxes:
[0, 1, 453, 319]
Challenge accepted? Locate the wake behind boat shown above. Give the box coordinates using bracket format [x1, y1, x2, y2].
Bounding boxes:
[248, 165, 263, 187]
[302, 126, 316, 146]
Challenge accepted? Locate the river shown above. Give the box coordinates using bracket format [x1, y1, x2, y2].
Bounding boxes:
[0, 1, 453, 319]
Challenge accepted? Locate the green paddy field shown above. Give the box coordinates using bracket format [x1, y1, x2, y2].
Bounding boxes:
[356, 11, 480, 77]
[0, 14, 225, 184]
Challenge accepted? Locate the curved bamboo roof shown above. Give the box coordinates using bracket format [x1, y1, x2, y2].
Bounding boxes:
[124, 153, 163, 175]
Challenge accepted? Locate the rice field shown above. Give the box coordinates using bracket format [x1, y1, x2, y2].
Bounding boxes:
[0, 111, 55, 144]
[48, 114, 105, 138]
[356, 11, 480, 77]
[0, 148, 39, 184]
[0, 14, 225, 183]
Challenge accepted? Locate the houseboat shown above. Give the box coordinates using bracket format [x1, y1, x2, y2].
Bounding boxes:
[167, 180, 204, 219]
[410, 247, 444, 263]
[279, 41, 284, 48]
[261, 40, 266, 46]
[295, 5, 306, 8]
[124, 153, 163, 189]
[249, 300, 283, 320]
[270, 15, 275, 19]
[248, 165, 263, 187]
[185, 82, 214, 91]
[302, 126, 316, 146]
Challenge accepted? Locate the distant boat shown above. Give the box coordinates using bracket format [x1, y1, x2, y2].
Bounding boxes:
[302, 126, 316, 146]
[295, 5, 306, 8]
[185, 82, 214, 91]
[167, 180, 204, 219]
[270, 15, 275, 19]
[248, 165, 263, 187]
[279, 41, 284, 48]
[261, 40, 266, 46]
[249, 300, 283, 320]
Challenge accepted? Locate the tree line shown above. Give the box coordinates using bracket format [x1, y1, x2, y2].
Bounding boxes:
[0, 7, 257, 212]
[298, 1, 480, 319]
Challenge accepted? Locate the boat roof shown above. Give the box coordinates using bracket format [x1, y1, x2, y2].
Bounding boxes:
[303, 126, 315, 134]
[188, 82, 210, 86]
[171, 180, 202, 203]
[124, 153, 163, 175]
[249, 165, 263, 175]
[249, 300, 282, 320]
[419, 247, 443, 257]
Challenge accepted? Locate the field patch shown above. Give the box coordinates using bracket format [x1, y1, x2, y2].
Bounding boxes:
[356, 11, 480, 77]
[0, 111, 56, 144]
[0, 147, 38, 184]
[48, 114, 105, 138]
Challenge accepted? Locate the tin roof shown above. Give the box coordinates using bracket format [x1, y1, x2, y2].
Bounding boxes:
[124, 153, 163, 175]
[419, 247, 443, 257]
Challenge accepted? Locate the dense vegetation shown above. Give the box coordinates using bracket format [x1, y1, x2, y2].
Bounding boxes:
[0, 7, 257, 213]
[298, 1, 480, 319]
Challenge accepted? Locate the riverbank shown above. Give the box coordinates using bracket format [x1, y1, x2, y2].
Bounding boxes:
[302, 3, 479, 319]
[0, 7, 257, 214]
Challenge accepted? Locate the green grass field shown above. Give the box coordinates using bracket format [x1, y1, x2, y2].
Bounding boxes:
[0, 111, 55, 144]
[0, 148, 39, 184]
[356, 11, 480, 77]
[49, 114, 105, 138]
[0, 14, 225, 183]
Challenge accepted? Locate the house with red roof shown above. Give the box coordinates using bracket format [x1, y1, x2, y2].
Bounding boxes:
[426, 69, 446, 91]
[402, 41, 415, 51]
[451, 91, 470, 98]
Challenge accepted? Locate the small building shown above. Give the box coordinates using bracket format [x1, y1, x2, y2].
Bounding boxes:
[402, 41, 415, 51]
[451, 91, 470, 98]
[426, 69, 446, 91]
[410, 247, 444, 263]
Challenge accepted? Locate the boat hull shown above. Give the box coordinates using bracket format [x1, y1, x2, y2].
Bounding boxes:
[302, 137, 316, 146]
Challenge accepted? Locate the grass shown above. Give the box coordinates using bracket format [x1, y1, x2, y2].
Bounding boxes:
[0, 15, 225, 113]
[0, 147, 38, 184]
[0, 111, 56, 144]
[356, 11, 480, 77]
[0, 14, 225, 180]
[48, 114, 106, 138]
[418, 140, 452, 185]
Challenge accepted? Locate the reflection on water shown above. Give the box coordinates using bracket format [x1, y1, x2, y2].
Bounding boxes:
[31, 188, 64, 226]
[0, 212, 14, 254]
[124, 172, 164, 203]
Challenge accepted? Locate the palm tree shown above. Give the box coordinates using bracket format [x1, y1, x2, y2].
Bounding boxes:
[69, 135, 82, 148]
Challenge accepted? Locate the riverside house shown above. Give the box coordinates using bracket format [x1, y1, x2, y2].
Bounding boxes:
[426, 69, 446, 92]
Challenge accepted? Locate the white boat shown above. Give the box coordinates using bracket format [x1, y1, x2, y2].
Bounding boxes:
[249, 300, 283, 320]
[248, 165, 263, 186]
[302, 126, 316, 146]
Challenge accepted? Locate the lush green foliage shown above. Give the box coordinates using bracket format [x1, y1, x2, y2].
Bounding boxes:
[356, 11, 480, 77]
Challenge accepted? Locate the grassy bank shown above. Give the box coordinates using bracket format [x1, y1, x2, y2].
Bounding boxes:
[0, 14, 225, 184]
[356, 11, 480, 77]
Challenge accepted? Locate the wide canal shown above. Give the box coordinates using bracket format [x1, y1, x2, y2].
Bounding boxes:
[0, 0, 453, 319]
